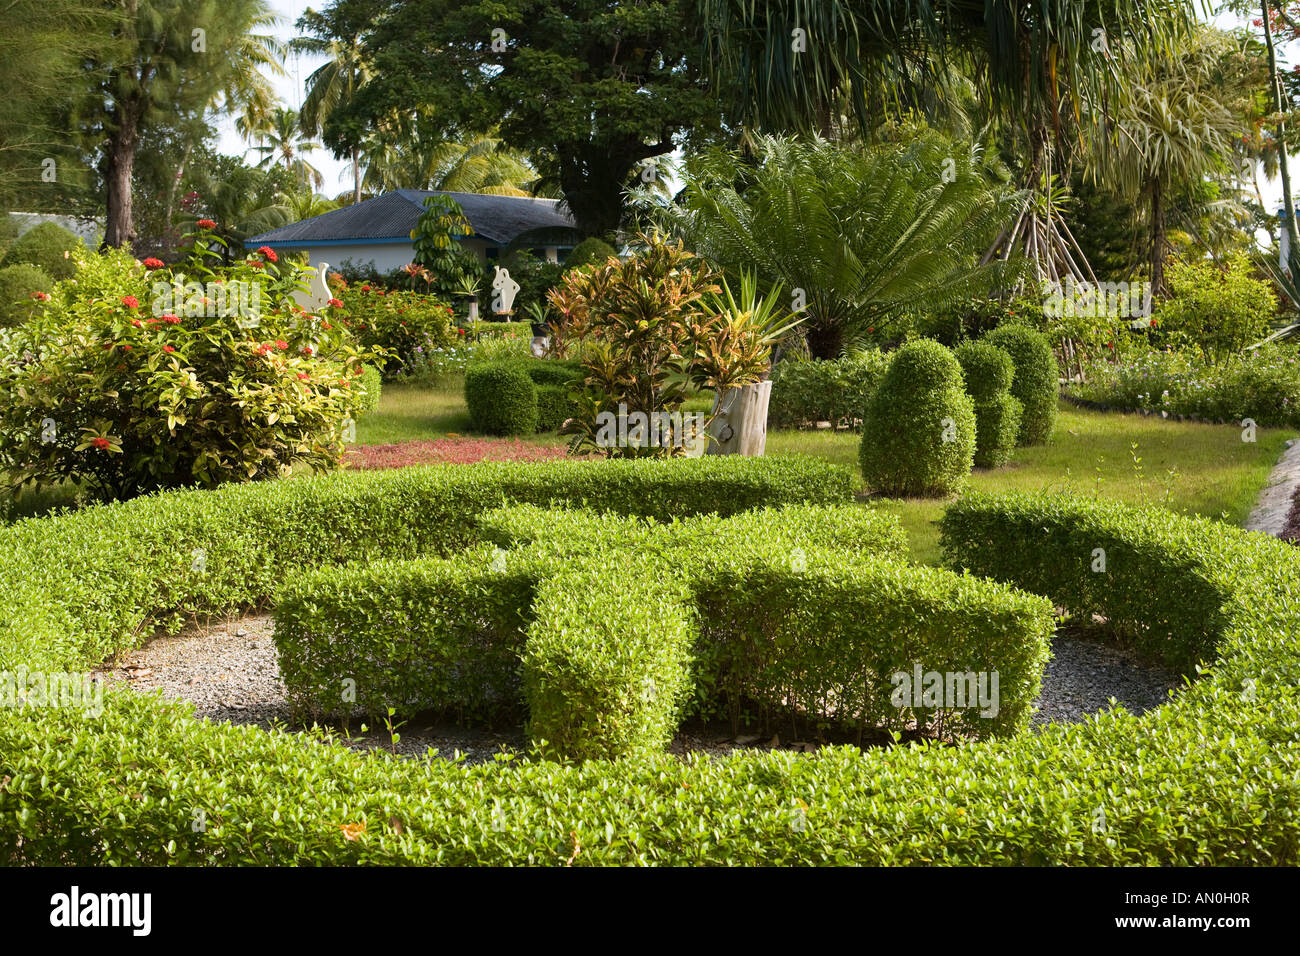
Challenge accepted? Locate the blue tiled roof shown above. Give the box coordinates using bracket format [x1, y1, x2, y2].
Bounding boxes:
[245, 190, 577, 247]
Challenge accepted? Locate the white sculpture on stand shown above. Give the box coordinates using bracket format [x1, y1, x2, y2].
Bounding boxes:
[491, 265, 520, 314]
[291, 262, 334, 314]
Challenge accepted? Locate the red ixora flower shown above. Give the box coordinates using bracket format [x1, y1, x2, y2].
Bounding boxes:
[130, 318, 142, 327]
[197, 219, 216, 230]
[297, 372, 310, 380]
[275, 339, 288, 350]
[457, 328, 466, 335]
[163, 344, 176, 353]
[321, 321, 333, 330]
[248, 260, 264, 269]
[256, 246, 278, 262]
[301, 345, 314, 355]
[90, 437, 111, 451]
[121, 296, 140, 309]
[161, 314, 181, 325]
[30, 291, 50, 302]
[328, 298, 343, 308]
[360, 284, 372, 292]
[142, 257, 165, 270]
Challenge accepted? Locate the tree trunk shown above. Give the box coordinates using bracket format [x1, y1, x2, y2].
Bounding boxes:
[353, 147, 361, 203]
[1149, 177, 1166, 297]
[1263, 0, 1300, 274]
[103, 96, 142, 249]
[804, 322, 843, 360]
[162, 138, 194, 244]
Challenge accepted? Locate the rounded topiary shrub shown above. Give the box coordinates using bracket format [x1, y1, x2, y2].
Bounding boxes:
[2, 222, 83, 280]
[535, 383, 578, 431]
[983, 324, 1058, 446]
[0, 263, 53, 327]
[564, 237, 617, 272]
[955, 341, 1021, 468]
[465, 362, 538, 435]
[859, 340, 975, 497]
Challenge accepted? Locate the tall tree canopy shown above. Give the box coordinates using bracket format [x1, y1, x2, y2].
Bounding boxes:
[321, 0, 722, 237]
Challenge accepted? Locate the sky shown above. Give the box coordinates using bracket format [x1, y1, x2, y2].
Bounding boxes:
[217, 1, 1296, 247]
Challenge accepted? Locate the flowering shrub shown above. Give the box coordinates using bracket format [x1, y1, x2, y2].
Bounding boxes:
[332, 285, 457, 378]
[0, 224, 378, 500]
[1067, 345, 1300, 428]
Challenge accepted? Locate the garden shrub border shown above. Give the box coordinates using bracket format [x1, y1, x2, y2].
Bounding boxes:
[1, 466, 1298, 864]
[274, 503, 1050, 757]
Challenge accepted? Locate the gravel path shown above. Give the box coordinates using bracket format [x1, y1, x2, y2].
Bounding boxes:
[99, 613, 1182, 760]
[1247, 437, 1300, 536]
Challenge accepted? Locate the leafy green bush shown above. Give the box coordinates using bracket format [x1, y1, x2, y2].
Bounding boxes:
[1152, 253, 1276, 360]
[564, 237, 617, 271]
[0, 242, 374, 500]
[1068, 345, 1300, 428]
[983, 324, 1059, 445]
[859, 340, 975, 496]
[768, 351, 892, 429]
[0, 262, 53, 326]
[2, 475, 1299, 864]
[357, 364, 383, 414]
[1, 222, 82, 280]
[465, 362, 538, 435]
[334, 286, 457, 378]
[955, 341, 1021, 468]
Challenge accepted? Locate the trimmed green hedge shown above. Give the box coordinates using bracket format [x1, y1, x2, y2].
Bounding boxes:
[768, 352, 891, 429]
[465, 362, 538, 435]
[3, 470, 1300, 864]
[276, 502, 1048, 758]
[982, 325, 1058, 445]
[955, 341, 1021, 468]
[0, 457, 854, 673]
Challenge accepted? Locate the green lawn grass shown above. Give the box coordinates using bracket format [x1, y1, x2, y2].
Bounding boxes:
[354, 378, 566, 448]
[769, 404, 1296, 564]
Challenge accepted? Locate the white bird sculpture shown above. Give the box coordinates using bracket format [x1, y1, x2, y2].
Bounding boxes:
[292, 261, 334, 314]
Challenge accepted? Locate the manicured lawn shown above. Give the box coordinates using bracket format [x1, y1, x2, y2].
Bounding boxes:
[349, 385, 1295, 566]
[770, 404, 1296, 564]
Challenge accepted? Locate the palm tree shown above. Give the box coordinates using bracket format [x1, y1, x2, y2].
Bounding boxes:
[660, 132, 1018, 358]
[364, 128, 538, 196]
[253, 107, 325, 191]
[697, 0, 1197, 286]
[1088, 26, 1252, 293]
[292, 12, 371, 203]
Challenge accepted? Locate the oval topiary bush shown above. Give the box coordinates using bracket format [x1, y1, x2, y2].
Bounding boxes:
[2, 222, 83, 280]
[0, 262, 53, 327]
[465, 361, 538, 435]
[955, 341, 1021, 468]
[982, 324, 1059, 445]
[859, 340, 975, 497]
[564, 236, 617, 272]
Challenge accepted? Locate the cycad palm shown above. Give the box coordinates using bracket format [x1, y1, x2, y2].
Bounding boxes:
[663, 133, 1017, 357]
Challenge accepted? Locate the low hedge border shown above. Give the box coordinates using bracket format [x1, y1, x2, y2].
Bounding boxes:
[275, 503, 1047, 757]
[0, 456, 854, 673]
[2, 475, 1299, 864]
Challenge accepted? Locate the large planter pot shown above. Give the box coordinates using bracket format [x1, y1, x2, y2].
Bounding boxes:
[706, 380, 772, 457]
